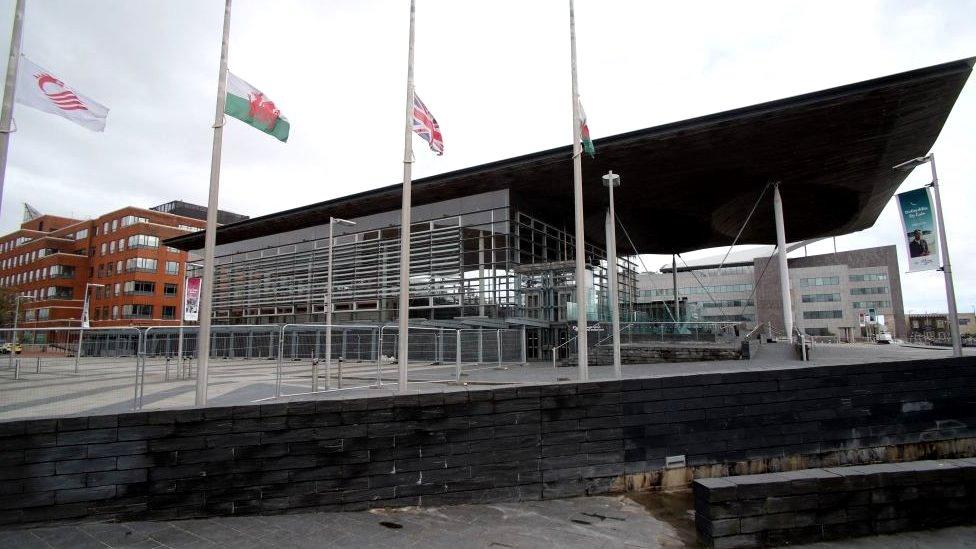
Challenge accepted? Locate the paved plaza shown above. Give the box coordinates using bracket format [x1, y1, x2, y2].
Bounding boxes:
[0, 342, 971, 422]
[0, 494, 973, 548]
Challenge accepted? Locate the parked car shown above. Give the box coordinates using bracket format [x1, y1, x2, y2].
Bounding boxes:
[876, 330, 893, 344]
[0, 342, 23, 354]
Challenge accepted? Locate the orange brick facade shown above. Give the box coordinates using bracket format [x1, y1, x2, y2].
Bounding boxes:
[0, 207, 208, 330]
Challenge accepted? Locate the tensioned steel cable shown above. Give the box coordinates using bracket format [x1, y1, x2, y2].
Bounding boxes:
[715, 182, 772, 275]
[614, 214, 678, 323]
[676, 253, 730, 320]
[738, 245, 778, 319]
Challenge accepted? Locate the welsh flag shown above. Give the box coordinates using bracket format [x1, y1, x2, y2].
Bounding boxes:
[579, 99, 594, 157]
[224, 72, 290, 142]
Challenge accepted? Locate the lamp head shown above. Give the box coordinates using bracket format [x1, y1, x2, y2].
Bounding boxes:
[601, 170, 621, 188]
[892, 155, 932, 172]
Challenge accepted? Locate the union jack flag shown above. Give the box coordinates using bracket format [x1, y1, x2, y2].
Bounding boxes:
[412, 93, 443, 156]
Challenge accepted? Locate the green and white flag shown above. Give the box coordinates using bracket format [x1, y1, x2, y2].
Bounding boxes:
[224, 72, 290, 142]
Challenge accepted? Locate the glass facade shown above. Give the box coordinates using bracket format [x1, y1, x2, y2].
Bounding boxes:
[204, 190, 637, 359]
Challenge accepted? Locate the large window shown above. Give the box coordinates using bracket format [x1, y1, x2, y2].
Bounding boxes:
[851, 301, 891, 309]
[127, 234, 159, 249]
[799, 276, 839, 287]
[45, 286, 73, 299]
[49, 265, 75, 279]
[126, 257, 157, 273]
[123, 281, 155, 296]
[165, 261, 179, 275]
[163, 283, 178, 296]
[122, 304, 153, 319]
[701, 299, 754, 308]
[850, 273, 887, 282]
[802, 310, 843, 319]
[162, 305, 176, 320]
[850, 287, 887, 295]
[801, 293, 840, 303]
[120, 215, 149, 228]
[75, 228, 88, 240]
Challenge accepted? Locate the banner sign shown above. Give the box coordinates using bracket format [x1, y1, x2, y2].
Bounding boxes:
[896, 187, 940, 272]
[183, 277, 202, 322]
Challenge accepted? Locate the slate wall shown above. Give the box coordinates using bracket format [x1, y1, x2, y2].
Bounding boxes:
[0, 356, 974, 526]
[693, 459, 976, 548]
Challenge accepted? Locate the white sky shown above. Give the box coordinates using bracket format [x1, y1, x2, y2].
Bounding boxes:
[0, 0, 973, 315]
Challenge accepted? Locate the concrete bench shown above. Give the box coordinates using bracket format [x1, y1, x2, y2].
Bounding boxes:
[693, 458, 976, 548]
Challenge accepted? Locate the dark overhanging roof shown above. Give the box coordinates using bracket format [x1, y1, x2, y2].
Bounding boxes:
[167, 57, 973, 255]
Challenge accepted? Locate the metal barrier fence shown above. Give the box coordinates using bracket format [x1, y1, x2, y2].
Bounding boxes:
[0, 323, 526, 422]
[0, 327, 142, 421]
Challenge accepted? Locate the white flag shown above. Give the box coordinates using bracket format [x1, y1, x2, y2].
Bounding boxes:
[15, 55, 109, 132]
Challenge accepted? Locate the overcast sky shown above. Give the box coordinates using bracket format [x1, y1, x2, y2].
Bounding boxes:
[0, 0, 973, 314]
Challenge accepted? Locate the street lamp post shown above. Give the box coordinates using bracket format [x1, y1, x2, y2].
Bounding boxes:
[893, 154, 961, 357]
[75, 283, 105, 373]
[322, 217, 356, 392]
[602, 171, 621, 378]
[9, 294, 32, 369]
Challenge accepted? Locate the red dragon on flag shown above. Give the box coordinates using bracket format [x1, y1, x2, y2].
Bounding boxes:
[247, 91, 281, 131]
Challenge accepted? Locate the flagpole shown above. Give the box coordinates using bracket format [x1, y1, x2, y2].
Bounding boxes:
[569, 0, 588, 380]
[195, 0, 232, 407]
[397, 0, 416, 393]
[0, 0, 25, 217]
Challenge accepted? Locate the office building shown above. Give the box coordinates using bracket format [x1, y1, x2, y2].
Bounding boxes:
[0, 202, 247, 333]
[637, 245, 906, 339]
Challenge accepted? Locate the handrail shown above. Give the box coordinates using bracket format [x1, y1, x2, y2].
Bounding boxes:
[551, 334, 579, 373]
[792, 325, 809, 361]
[743, 321, 767, 341]
[552, 335, 579, 353]
[594, 323, 635, 347]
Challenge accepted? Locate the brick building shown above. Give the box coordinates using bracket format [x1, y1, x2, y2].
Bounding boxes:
[907, 312, 976, 342]
[0, 201, 246, 333]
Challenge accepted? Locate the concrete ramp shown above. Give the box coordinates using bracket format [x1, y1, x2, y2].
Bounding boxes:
[751, 341, 795, 362]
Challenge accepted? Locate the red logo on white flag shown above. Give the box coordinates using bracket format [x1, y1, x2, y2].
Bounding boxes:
[15, 56, 109, 132]
[35, 73, 90, 112]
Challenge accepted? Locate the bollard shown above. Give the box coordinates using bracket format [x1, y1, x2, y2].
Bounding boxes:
[14, 359, 20, 380]
[455, 330, 462, 382]
[276, 331, 285, 398]
[521, 326, 527, 366]
[35, 357, 40, 374]
[312, 354, 319, 393]
[165, 357, 170, 381]
[374, 328, 384, 388]
[497, 329, 502, 369]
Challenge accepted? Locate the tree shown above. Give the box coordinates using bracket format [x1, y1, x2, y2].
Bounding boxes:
[0, 288, 16, 329]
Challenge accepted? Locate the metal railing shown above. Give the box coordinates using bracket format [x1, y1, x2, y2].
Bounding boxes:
[793, 325, 809, 361]
[0, 323, 528, 422]
[554, 321, 742, 368]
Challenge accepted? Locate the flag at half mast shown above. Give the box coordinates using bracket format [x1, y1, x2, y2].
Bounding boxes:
[412, 93, 443, 155]
[224, 72, 290, 142]
[578, 99, 594, 157]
